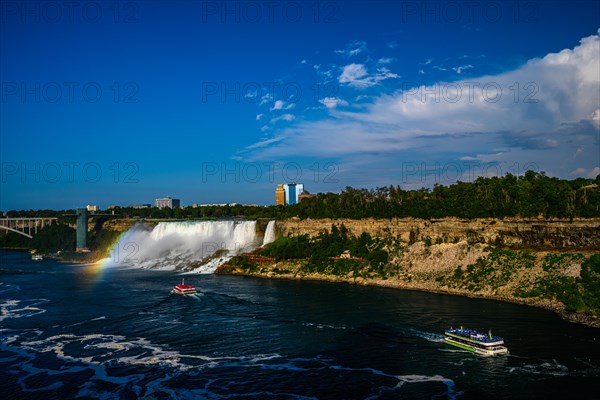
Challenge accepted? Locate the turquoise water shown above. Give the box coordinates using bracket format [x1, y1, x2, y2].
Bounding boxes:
[1, 250, 599, 399]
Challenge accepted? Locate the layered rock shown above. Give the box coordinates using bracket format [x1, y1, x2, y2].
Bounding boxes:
[278, 217, 600, 249]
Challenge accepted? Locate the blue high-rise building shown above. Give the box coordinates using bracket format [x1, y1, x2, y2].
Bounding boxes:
[288, 184, 297, 205]
[283, 183, 304, 205]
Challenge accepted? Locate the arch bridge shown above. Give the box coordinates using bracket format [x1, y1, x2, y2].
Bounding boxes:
[0, 218, 58, 239]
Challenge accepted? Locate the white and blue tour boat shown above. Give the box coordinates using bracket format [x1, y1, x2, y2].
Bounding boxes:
[444, 326, 508, 356]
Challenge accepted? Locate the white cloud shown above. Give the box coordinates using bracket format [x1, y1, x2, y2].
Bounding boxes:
[256, 113, 264, 121]
[378, 57, 395, 65]
[270, 100, 295, 111]
[270, 113, 295, 124]
[339, 63, 368, 85]
[418, 69, 425, 74]
[571, 166, 600, 178]
[335, 40, 367, 57]
[301, 59, 307, 64]
[375, 67, 399, 81]
[387, 41, 398, 49]
[339, 64, 399, 88]
[452, 64, 474, 74]
[259, 93, 273, 105]
[244, 30, 600, 184]
[319, 97, 349, 109]
[246, 135, 282, 149]
[591, 108, 600, 129]
[270, 100, 284, 111]
[244, 89, 258, 99]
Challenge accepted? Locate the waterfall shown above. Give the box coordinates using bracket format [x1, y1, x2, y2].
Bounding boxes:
[110, 220, 261, 273]
[262, 221, 277, 246]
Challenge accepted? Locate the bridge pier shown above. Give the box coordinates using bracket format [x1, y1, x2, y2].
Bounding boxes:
[76, 208, 89, 252]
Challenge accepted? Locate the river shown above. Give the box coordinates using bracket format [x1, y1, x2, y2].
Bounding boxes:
[1, 250, 598, 399]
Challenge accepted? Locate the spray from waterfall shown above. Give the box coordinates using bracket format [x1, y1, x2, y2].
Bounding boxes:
[109, 220, 266, 273]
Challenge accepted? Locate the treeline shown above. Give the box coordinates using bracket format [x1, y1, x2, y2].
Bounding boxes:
[2, 171, 599, 220]
[0, 224, 75, 252]
[284, 171, 600, 219]
[233, 224, 389, 277]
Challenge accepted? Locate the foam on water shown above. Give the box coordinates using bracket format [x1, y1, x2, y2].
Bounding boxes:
[510, 359, 570, 377]
[0, 283, 21, 295]
[2, 325, 463, 399]
[0, 299, 49, 322]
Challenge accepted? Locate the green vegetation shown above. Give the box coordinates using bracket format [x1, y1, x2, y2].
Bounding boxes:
[259, 224, 390, 278]
[518, 254, 600, 316]
[541, 253, 585, 272]
[281, 171, 599, 220]
[0, 223, 75, 253]
[444, 248, 599, 317]
[448, 248, 536, 291]
[228, 255, 259, 272]
[2, 171, 598, 220]
[0, 219, 121, 259]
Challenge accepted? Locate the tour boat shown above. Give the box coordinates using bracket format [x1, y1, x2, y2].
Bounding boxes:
[444, 327, 508, 356]
[171, 279, 197, 295]
[32, 254, 43, 260]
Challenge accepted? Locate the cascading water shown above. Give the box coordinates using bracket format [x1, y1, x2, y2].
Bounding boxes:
[110, 220, 272, 273]
[261, 220, 277, 246]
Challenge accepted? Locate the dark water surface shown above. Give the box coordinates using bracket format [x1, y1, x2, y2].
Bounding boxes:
[1, 250, 599, 399]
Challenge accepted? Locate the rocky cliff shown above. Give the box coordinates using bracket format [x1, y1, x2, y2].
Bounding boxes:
[277, 217, 600, 249]
[221, 217, 600, 327]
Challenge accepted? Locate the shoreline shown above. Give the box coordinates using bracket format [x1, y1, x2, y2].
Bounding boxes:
[219, 268, 600, 328]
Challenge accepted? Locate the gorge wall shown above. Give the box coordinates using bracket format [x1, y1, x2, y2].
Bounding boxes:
[277, 217, 600, 249]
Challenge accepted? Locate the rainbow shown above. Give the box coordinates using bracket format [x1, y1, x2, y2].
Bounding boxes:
[77, 232, 127, 288]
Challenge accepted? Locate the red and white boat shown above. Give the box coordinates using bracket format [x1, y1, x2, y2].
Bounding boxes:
[171, 279, 197, 295]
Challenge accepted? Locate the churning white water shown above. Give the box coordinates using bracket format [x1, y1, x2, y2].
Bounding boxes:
[110, 220, 271, 273]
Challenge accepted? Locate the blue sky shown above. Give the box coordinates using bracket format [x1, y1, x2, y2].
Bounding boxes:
[1, 0, 599, 210]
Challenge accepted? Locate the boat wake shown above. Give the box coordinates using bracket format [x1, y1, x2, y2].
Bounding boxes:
[509, 360, 570, 377]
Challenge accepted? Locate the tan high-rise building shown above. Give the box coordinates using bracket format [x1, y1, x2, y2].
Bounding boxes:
[275, 184, 286, 206]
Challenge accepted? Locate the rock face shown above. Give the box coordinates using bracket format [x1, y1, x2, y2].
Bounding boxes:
[278, 218, 600, 249]
[102, 219, 155, 232]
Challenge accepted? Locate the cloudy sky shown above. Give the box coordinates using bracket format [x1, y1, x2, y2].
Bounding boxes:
[1, 1, 599, 209]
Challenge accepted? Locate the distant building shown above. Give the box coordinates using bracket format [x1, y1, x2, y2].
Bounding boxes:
[275, 184, 286, 206]
[192, 203, 199, 208]
[107, 205, 118, 210]
[155, 197, 181, 209]
[132, 204, 151, 209]
[298, 190, 314, 202]
[283, 183, 304, 205]
[86, 205, 98, 212]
